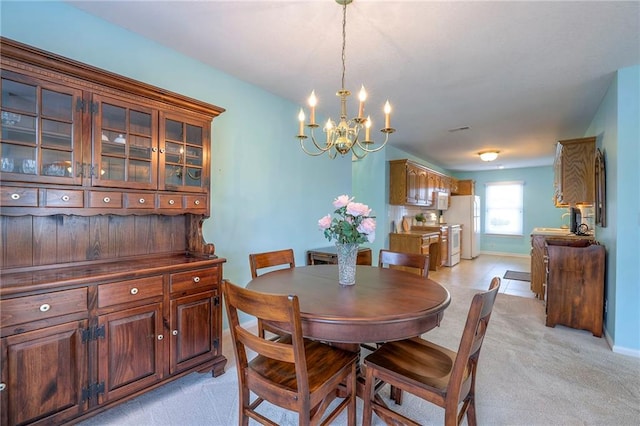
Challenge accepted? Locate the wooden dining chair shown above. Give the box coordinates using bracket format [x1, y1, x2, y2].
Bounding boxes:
[249, 248, 295, 279]
[378, 249, 430, 278]
[362, 277, 501, 426]
[249, 248, 295, 339]
[222, 280, 358, 426]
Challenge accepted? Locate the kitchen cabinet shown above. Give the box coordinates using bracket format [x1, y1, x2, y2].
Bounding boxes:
[413, 225, 448, 267]
[389, 159, 454, 207]
[545, 240, 605, 337]
[452, 179, 474, 195]
[553, 137, 596, 206]
[1, 38, 226, 425]
[389, 231, 440, 271]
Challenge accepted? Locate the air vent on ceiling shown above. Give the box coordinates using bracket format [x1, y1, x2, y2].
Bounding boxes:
[448, 126, 471, 133]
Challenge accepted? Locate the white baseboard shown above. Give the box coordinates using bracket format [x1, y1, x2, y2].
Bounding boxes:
[479, 250, 530, 259]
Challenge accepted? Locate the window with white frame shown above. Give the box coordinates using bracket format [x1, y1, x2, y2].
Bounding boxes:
[484, 181, 524, 236]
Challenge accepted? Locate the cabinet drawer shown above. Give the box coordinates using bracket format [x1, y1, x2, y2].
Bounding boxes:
[125, 192, 156, 209]
[44, 188, 84, 207]
[0, 186, 38, 207]
[1, 288, 87, 328]
[158, 194, 183, 209]
[89, 191, 123, 208]
[170, 267, 219, 293]
[98, 276, 163, 308]
[185, 195, 207, 211]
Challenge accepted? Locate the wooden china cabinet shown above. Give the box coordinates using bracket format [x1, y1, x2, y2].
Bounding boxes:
[0, 38, 226, 425]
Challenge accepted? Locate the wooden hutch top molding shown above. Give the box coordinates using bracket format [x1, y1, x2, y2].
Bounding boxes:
[0, 37, 225, 118]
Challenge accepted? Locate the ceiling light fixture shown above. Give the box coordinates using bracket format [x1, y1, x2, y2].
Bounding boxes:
[296, 0, 395, 159]
[479, 151, 499, 162]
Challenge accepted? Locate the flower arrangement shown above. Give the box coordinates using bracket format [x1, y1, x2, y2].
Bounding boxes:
[318, 195, 376, 244]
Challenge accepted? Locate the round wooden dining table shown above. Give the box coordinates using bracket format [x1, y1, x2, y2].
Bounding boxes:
[246, 264, 451, 345]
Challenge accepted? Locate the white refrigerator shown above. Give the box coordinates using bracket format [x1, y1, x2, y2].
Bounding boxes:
[443, 195, 480, 259]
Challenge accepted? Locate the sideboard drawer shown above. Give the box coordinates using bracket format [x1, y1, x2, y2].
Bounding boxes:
[170, 267, 219, 293]
[98, 276, 163, 308]
[89, 191, 123, 208]
[0, 186, 38, 207]
[44, 188, 84, 208]
[125, 192, 155, 209]
[0, 288, 88, 328]
[185, 195, 207, 211]
[158, 194, 183, 209]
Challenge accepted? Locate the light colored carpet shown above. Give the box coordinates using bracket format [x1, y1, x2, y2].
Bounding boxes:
[79, 284, 640, 425]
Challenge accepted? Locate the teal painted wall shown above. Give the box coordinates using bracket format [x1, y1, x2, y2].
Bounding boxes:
[453, 167, 559, 256]
[586, 65, 640, 354]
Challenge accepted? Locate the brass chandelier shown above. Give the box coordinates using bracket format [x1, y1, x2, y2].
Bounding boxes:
[296, 0, 395, 159]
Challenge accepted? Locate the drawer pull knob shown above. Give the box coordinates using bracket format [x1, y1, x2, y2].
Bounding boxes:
[10, 193, 20, 200]
[0, 383, 5, 392]
[139, 198, 145, 204]
[61, 195, 70, 202]
[194, 200, 200, 205]
[193, 276, 200, 283]
[103, 196, 111, 203]
[157, 335, 163, 340]
[172, 330, 178, 336]
[39, 304, 51, 312]
[168, 199, 175, 205]
[130, 287, 139, 295]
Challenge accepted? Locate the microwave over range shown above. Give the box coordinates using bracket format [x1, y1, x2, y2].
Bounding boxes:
[435, 192, 449, 210]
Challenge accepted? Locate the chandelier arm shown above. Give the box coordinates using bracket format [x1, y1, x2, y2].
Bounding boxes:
[355, 132, 390, 153]
[309, 126, 334, 152]
[300, 138, 332, 156]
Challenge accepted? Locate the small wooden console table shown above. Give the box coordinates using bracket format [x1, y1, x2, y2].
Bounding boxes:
[307, 246, 373, 266]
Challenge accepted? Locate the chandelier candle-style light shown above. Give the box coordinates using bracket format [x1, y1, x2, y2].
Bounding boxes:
[296, 0, 395, 159]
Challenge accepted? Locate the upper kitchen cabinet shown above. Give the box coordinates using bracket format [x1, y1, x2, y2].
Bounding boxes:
[389, 159, 431, 206]
[0, 37, 223, 215]
[553, 137, 596, 206]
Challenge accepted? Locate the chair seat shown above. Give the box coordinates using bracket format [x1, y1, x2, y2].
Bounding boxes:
[364, 337, 467, 398]
[249, 336, 358, 394]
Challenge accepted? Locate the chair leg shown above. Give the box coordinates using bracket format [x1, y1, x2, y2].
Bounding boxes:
[348, 364, 357, 426]
[390, 385, 403, 405]
[362, 364, 376, 426]
[466, 397, 477, 426]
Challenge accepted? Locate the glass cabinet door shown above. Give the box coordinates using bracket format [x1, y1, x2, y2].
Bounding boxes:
[0, 71, 82, 184]
[92, 94, 157, 189]
[159, 112, 209, 193]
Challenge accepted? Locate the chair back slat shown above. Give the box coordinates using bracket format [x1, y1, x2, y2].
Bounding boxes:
[378, 249, 430, 278]
[249, 249, 295, 278]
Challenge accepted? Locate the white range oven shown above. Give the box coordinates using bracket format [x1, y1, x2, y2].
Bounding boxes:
[445, 224, 461, 266]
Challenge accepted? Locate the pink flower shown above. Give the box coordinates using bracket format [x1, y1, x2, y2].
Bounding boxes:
[367, 231, 376, 243]
[357, 217, 376, 235]
[346, 202, 371, 217]
[333, 195, 353, 208]
[318, 214, 332, 230]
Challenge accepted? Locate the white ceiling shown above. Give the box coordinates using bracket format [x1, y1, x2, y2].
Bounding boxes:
[67, 0, 639, 171]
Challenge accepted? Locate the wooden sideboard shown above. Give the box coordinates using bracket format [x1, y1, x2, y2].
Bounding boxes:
[0, 38, 226, 425]
[307, 246, 373, 266]
[545, 240, 605, 337]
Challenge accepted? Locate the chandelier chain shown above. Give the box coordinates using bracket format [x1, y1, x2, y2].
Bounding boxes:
[341, 2, 347, 91]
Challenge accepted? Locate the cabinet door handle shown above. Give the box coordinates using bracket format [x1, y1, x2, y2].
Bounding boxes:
[10, 193, 20, 200]
[152, 147, 158, 152]
[0, 383, 5, 392]
[172, 330, 178, 336]
[157, 335, 163, 340]
[193, 276, 200, 283]
[160, 148, 166, 154]
[39, 303, 51, 312]
[61, 195, 70, 202]
[130, 287, 139, 295]
[103, 196, 111, 203]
